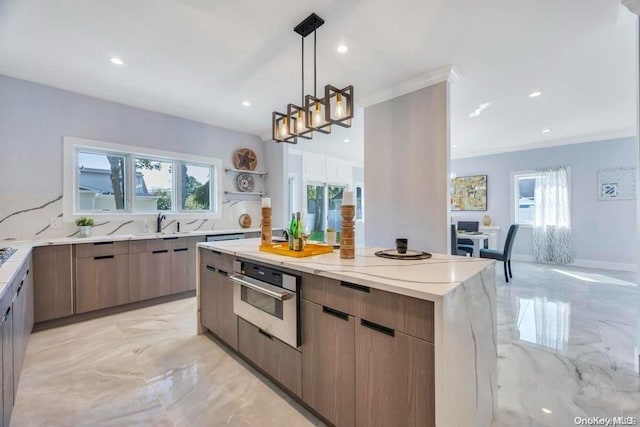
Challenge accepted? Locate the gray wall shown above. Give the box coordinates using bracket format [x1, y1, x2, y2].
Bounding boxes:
[0, 74, 267, 239]
[451, 137, 637, 269]
[365, 82, 450, 253]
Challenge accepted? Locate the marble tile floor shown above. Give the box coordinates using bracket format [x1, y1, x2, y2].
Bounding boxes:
[11, 298, 321, 427]
[10, 261, 640, 427]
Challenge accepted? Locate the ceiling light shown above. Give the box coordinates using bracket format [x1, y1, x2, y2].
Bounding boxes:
[542, 408, 552, 414]
[242, 101, 251, 107]
[109, 57, 124, 66]
[344, 139, 350, 142]
[542, 128, 552, 133]
[337, 45, 348, 53]
[272, 13, 354, 143]
[469, 102, 491, 118]
[452, 145, 458, 148]
[528, 91, 542, 98]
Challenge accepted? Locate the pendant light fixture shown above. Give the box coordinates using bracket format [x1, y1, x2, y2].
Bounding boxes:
[272, 13, 354, 143]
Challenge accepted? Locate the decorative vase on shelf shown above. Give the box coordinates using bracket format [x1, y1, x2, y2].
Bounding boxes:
[482, 215, 491, 226]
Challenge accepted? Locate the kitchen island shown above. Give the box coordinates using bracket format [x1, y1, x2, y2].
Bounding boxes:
[197, 239, 496, 427]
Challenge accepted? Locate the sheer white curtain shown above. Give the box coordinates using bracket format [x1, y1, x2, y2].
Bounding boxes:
[533, 166, 574, 263]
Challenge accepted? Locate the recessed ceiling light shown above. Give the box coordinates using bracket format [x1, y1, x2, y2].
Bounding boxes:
[529, 91, 542, 98]
[337, 45, 348, 53]
[542, 128, 552, 133]
[452, 145, 458, 148]
[542, 408, 552, 414]
[469, 102, 491, 118]
[109, 57, 124, 66]
[242, 101, 251, 107]
[344, 139, 350, 142]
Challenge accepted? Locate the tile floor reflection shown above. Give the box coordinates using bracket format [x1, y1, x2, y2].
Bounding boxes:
[9, 261, 640, 427]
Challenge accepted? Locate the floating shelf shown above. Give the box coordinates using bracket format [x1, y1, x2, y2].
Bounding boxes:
[224, 191, 266, 196]
[225, 168, 268, 176]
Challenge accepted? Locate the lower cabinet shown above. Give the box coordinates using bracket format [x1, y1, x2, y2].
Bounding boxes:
[238, 318, 302, 397]
[76, 254, 130, 313]
[170, 247, 194, 294]
[32, 246, 73, 323]
[1, 299, 14, 427]
[129, 250, 172, 302]
[355, 319, 435, 427]
[199, 262, 237, 350]
[302, 300, 355, 427]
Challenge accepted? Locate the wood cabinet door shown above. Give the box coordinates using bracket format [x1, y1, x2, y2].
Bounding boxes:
[302, 300, 355, 427]
[215, 269, 237, 350]
[2, 306, 13, 427]
[129, 251, 171, 302]
[199, 263, 218, 334]
[11, 278, 26, 393]
[170, 247, 194, 294]
[355, 319, 435, 427]
[33, 246, 73, 322]
[76, 254, 129, 313]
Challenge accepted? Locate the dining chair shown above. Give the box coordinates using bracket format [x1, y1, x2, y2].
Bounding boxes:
[480, 224, 519, 283]
[451, 225, 473, 256]
[457, 221, 479, 248]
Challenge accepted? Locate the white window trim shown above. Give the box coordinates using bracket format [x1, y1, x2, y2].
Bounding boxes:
[63, 136, 223, 221]
[511, 170, 536, 228]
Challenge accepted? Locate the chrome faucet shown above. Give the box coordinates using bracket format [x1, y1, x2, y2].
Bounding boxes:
[157, 212, 166, 233]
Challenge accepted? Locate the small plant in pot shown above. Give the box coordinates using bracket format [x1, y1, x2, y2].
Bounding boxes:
[75, 216, 95, 238]
[325, 227, 337, 246]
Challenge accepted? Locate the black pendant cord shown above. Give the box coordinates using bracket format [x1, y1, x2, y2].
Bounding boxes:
[314, 29, 317, 98]
[301, 37, 304, 106]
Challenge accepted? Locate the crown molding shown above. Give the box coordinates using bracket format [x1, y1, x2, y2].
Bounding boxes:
[452, 130, 636, 160]
[622, 0, 640, 15]
[358, 65, 460, 108]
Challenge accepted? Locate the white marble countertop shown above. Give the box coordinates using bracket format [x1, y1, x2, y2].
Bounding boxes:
[0, 228, 278, 298]
[198, 239, 494, 302]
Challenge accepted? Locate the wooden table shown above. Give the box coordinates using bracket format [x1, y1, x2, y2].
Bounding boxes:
[457, 232, 490, 258]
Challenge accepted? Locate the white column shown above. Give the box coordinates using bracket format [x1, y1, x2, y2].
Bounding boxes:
[622, 0, 640, 374]
[362, 66, 458, 254]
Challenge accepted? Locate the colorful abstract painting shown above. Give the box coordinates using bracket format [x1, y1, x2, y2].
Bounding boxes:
[451, 175, 487, 211]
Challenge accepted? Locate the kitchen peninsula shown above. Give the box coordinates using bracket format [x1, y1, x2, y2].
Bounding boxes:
[197, 239, 497, 427]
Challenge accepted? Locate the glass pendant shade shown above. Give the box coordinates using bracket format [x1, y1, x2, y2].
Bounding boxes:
[287, 104, 313, 139]
[325, 85, 353, 128]
[272, 111, 297, 144]
[304, 95, 331, 134]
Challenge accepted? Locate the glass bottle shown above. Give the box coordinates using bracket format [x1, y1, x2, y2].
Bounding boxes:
[288, 213, 296, 250]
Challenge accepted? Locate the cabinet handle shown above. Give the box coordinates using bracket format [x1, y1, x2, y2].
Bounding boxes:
[17, 280, 23, 296]
[361, 319, 395, 337]
[26, 269, 30, 276]
[94, 255, 115, 260]
[93, 241, 114, 246]
[152, 250, 169, 254]
[163, 237, 178, 241]
[322, 306, 349, 321]
[340, 281, 370, 293]
[217, 269, 228, 277]
[210, 250, 222, 255]
[206, 265, 216, 272]
[174, 248, 188, 252]
[258, 328, 273, 340]
[3, 306, 10, 321]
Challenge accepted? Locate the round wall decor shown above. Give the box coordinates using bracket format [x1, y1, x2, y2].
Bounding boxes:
[233, 148, 258, 171]
[239, 214, 252, 228]
[236, 173, 256, 192]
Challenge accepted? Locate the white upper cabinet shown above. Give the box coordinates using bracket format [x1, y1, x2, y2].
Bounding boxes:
[326, 157, 353, 185]
[302, 152, 326, 182]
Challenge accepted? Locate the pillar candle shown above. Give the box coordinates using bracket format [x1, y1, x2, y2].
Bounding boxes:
[342, 191, 354, 206]
[262, 197, 271, 208]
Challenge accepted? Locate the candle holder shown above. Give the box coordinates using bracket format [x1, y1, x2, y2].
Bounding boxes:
[261, 207, 272, 246]
[340, 205, 355, 259]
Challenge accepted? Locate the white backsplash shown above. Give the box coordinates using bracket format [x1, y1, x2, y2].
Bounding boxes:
[0, 192, 265, 241]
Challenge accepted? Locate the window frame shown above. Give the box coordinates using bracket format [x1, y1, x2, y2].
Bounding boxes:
[63, 136, 222, 221]
[511, 170, 537, 227]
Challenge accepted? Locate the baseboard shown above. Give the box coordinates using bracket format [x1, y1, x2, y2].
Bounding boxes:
[511, 254, 638, 272]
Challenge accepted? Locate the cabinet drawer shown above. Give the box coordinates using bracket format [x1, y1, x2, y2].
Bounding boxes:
[360, 288, 434, 343]
[301, 274, 360, 317]
[129, 238, 173, 254]
[238, 318, 302, 397]
[75, 241, 129, 258]
[199, 248, 234, 274]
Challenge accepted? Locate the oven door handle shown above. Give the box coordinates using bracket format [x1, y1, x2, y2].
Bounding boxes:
[229, 274, 294, 301]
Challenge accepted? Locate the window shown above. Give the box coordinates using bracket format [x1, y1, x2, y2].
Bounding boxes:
[512, 172, 536, 225]
[355, 184, 364, 221]
[65, 137, 221, 218]
[305, 183, 345, 241]
[288, 175, 297, 219]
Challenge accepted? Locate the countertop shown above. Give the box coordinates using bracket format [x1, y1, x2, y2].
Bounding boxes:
[198, 239, 494, 302]
[0, 227, 275, 296]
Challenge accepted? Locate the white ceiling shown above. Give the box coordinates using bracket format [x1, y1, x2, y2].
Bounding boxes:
[0, 0, 636, 159]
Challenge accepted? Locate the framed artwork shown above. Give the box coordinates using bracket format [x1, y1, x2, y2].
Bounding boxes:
[451, 175, 487, 211]
[598, 168, 636, 201]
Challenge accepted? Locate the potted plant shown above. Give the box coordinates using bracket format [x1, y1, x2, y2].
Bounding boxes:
[325, 227, 337, 246]
[75, 216, 95, 238]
